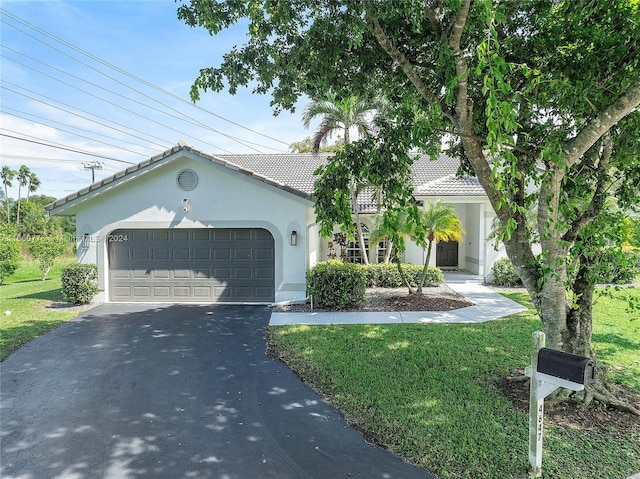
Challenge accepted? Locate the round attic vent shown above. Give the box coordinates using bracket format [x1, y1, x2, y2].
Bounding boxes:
[177, 169, 198, 191]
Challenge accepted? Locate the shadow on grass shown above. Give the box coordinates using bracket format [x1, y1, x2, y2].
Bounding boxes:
[592, 332, 639, 353]
[0, 317, 69, 360]
[15, 287, 65, 302]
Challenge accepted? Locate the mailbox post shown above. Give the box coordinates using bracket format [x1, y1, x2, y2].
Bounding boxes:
[524, 331, 596, 477]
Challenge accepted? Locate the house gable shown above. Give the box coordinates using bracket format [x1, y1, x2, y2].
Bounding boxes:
[45, 145, 312, 216]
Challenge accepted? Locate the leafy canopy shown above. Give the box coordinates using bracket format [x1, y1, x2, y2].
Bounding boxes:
[178, 0, 640, 355]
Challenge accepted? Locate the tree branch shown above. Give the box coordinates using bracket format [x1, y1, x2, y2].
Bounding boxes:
[362, 0, 453, 120]
[423, 4, 443, 37]
[450, 0, 472, 124]
[564, 74, 640, 167]
[562, 133, 613, 244]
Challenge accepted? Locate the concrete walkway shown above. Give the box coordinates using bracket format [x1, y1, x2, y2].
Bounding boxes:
[270, 271, 529, 326]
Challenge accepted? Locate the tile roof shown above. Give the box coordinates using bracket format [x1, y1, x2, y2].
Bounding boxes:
[45, 144, 486, 213]
[415, 175, 487, 197]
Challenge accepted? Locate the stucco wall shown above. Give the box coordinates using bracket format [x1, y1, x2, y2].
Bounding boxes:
[71, 152, 311, 303]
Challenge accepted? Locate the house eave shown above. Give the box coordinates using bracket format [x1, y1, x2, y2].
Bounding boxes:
[45, 145, 312, 216]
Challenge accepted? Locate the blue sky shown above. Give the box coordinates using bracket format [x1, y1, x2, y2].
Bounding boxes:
[0, 0, 313, 199]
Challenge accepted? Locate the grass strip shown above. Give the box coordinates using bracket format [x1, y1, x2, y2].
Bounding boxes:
[269, 288, 640, 478]
[0, 257, 78, 360]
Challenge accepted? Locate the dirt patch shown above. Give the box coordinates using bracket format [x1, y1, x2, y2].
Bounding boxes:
[272, 285, 474, 313]
[499, 369, 640, 436]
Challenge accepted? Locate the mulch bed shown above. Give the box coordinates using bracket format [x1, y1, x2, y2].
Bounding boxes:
[499, 369, 640, 436]
[272, 286, 474, 313]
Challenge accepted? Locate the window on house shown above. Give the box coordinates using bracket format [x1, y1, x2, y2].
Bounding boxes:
[376, 239, 390, 263]
[345, 224, 369, 264]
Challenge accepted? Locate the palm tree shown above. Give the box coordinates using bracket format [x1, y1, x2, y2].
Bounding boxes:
[416, 201, 465, 293]
[369, 210, 418, 293]
[1, 166, 16, 222]
[302, 91, 379, 264]
[302, 91, 375, 152]
[26, 172, 41, 202]
[16, 165, 31, 225]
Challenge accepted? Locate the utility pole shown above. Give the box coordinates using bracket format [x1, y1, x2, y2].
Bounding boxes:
[83, 161, 103, 183]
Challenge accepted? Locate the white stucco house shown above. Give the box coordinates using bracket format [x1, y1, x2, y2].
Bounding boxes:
[45, 143, 503, 304]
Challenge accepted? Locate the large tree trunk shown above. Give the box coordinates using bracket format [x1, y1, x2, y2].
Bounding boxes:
[566, 255, 596, 357]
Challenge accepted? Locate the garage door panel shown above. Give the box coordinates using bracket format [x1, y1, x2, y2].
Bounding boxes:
[132, 268, 150, 278]
[193, 230, 211, 241]
[255, 268, 273, 279]
[173, 286, 191, 298]
[235, 268, 252, 279]
[109, 228, 274, 302]
[152, 249, 170, 261]
[213, 230, 231, 241]
[172, 230, 189, 241]
[255, 248, 273, 260]
[254, 229, 272, 240]
[234, 249, 252, 260]
[193, 268, 211, 279]
[193, 249, 210, 260]
[151, 230, 169, 241]
[173, 268, 190, 279]
[214, 249, 231, 260]
[132, 230, 150, 241]
[153, 269, 170, 279]
[133, 249, 150, 260]
[153, 286, 171, 298]
[193, 286, 212, 298]
[214, 268, 231, 279]
[173, 249, 190, 260]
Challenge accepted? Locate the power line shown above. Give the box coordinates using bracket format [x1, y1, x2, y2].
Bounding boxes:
[0, 133, 136, 164]
[1, 48, 278, 153]
[0, 9, 291, 148]
[2, 106, 156, 154]
[1, 82, 172, 150]
[1, 72, 236, 154]
[1, 111, 153, 158]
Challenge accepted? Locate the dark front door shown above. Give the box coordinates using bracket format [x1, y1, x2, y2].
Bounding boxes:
[436, 241, 459, 268]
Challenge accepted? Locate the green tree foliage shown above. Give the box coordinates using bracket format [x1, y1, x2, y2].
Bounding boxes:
[289, 136, 344, 153]
[415, 201, 464, 293]
[25, 172, 41, 202]
[303, 92, 382, 264]
[371, 202, 463, 293]
[628, 217, 640, 248]
[27, 235, 66, 281]
[0, 224, 20, 285]
[1, 166, 16, 223]
[177, 1, 640, 362]
[15, 165, 31, 226]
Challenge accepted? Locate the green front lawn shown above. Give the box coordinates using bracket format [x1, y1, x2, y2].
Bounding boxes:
[269, 287, 640, 479]
[0, 257, 79, 360]
[2, 261, 638, 478]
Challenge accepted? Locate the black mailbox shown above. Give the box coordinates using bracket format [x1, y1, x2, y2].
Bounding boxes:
[537, 348, 596, 385]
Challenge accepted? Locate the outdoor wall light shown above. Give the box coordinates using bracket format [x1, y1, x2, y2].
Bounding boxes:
[290, 230, 298, 246]
[182, 198, 190, 212]
[82, 233, 90, 249]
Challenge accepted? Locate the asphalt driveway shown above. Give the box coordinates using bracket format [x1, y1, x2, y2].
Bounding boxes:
[1, 304, 434, 479]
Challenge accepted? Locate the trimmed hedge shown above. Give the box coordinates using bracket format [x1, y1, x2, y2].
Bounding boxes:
[306, 261, 366, 310]
[61, 263, 98, 305]
[306, 262, 446, 309]
[361, 263, 444, 288]
[490, 257, 522, 287]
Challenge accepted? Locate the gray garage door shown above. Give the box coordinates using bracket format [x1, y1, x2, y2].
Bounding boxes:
[108, 228, 274, 302]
